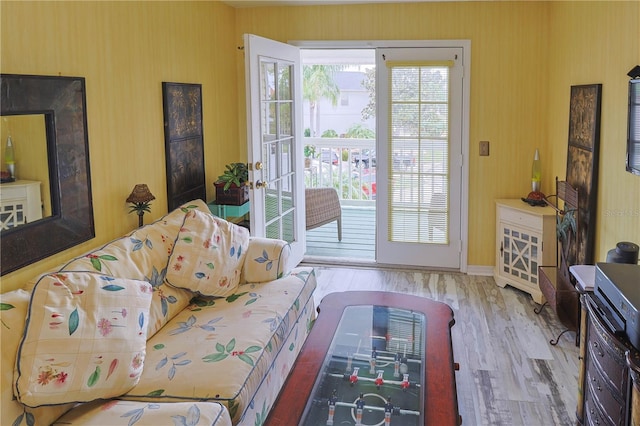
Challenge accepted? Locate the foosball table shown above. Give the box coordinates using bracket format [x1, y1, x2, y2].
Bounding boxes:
[266, 291, 460, 426]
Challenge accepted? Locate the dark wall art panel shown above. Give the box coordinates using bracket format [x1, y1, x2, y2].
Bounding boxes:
[566, 83, 602, 266]
[162, 82, 206, 211]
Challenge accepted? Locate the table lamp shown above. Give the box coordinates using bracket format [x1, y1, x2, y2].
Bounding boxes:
[126, 184, 155, 227]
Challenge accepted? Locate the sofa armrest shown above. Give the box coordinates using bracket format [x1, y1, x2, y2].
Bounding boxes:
[241, 237, 291, 283]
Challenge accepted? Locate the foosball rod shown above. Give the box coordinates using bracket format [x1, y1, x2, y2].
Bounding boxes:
[328, 372, 422, 388]
[333, 401, 420, 416]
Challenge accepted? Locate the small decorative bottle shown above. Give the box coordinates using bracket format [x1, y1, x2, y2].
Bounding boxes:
[5, 135, 15, 179]
[531, 148, 541, 193]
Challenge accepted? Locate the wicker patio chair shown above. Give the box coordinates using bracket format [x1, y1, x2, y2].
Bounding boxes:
[305, 187, 342, 241]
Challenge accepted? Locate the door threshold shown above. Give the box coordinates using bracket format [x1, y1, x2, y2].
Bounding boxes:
[301, 256, 462, 274]
[302, 255, 376, 269]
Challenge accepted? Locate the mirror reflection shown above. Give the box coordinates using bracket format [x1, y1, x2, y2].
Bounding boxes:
[0, 115, 52, 230]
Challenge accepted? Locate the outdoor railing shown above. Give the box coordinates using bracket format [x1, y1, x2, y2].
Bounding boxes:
[303, 137, 376, 206]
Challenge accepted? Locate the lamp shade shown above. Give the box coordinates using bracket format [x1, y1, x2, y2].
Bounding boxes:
[126, 184, 155, 204]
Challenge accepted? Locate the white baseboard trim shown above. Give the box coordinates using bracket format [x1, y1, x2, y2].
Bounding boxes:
[466, 265, 495, 276]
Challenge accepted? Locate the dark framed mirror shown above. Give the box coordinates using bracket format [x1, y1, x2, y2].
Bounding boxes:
[1, 74, 94, 275]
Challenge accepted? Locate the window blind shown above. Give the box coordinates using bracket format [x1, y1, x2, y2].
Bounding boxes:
[386, 60, 452, 244]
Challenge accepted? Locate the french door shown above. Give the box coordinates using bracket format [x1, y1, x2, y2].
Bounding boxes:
[376, 46, 466, 269]
[244, 34, 305, 267]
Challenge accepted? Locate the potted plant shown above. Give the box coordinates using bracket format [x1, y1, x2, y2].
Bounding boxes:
[214, 162, 249, 205]
[304, 144, 317, 168]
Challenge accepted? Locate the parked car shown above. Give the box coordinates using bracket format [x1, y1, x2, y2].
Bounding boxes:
[321, 150, 339, 165]
[392, 151, 415, 169]
[353, 149, 376, 168]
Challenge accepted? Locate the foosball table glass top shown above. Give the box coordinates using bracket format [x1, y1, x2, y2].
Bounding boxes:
[300, 305, 426, 426]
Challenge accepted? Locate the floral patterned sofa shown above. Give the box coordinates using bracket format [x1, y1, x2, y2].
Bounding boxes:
[1, 199, 317, 425]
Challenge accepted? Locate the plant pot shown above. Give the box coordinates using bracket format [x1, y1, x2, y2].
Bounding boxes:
[214, 182, 249, 206]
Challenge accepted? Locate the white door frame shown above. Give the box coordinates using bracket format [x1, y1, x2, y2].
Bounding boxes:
[293, 39, 470, 273]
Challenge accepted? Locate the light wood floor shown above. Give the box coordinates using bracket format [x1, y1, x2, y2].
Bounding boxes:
[309, 265, 580, 426]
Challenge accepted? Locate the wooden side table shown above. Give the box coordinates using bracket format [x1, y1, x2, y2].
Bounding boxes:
[0, 179, 43, 230]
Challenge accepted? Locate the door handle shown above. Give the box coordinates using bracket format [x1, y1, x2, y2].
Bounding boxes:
[253, 180, 267, 189]
[254, 161, 263, 170]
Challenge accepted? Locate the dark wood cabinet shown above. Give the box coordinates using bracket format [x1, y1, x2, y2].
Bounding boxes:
[578, 294, 639, 425]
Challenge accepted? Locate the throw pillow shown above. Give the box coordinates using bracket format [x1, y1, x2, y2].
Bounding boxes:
[166, 209, 249, 297]
[1, 290, 75, 425]
[14, 272, 153, 407]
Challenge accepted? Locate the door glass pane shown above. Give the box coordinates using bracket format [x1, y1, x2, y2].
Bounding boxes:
[281, 174, 294, 212]
[266, 219, 281, 239]
[279, 103, 292, 136]
[263, 143, 276, 183]
[262, 102, 277, 137]
[420, 67, 448, 102]
[282, 210, 294, 243]
[281, 138, 292, 175]
[420, 104, 448, 138]
[265, 183, 279, 223]
[261, 62, 275, 101]
[278, 65, 291, 100]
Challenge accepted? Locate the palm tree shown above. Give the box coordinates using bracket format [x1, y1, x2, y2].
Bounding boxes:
[303, 65, 343, 137]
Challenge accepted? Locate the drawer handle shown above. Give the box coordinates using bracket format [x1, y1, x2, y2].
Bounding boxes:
[592, 341, 604, 357]
[589, 409, 600, 425]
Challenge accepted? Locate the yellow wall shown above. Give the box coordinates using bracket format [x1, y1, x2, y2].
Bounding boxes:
[1, 1, 240, 291]
[1, 1, 638, 291]
[547, 1, 640, 263]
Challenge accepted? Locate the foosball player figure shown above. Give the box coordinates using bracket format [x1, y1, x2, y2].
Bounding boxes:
[326, 389, 337, 425]
[394, 352, 401, 378]
[399, 355, 409, 375]
[401, 373, 410, 391]
[346, 353, 353, 373]
[375, 370, 384, 389]
[355, 393, 366, 426]
[370, 348, 377, 374]
[349, 366, 360, 386]
[384, 397, 394, 426]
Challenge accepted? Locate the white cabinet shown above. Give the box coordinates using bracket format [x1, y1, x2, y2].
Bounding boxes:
[0, 180, 43, 230]
[494, 199, 556, 303]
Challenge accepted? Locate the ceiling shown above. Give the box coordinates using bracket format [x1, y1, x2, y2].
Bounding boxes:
[221, 0, 454, 7]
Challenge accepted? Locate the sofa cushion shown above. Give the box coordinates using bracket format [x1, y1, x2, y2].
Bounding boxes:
[122, 266, 317, 423]
[56, 200, 211, 337]
[1, 290, 74, 426]
[166, 209, 249, 297]
[55, 400, 232, 426]
[15, 273, 153, 407]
